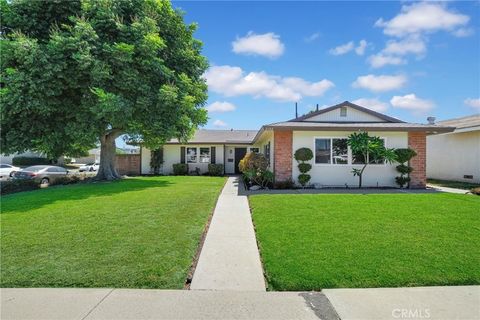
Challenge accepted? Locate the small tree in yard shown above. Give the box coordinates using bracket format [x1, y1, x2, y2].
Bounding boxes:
[394, 148, 417, 188]
[294, 148, 313, 187]
[347, 132, 397, 188]
[1, 0, 208, 180]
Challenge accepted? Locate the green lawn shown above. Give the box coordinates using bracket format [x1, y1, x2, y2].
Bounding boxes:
[1, 176, 225, 288]
[250, 193, 480, 291]
[427, 179, 479, 190]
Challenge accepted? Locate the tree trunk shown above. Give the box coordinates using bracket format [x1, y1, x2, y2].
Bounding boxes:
[95, 130, 122, 181]
[359, 164, 368, 188]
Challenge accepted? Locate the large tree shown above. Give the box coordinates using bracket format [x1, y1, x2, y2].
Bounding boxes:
[1, 0, 208, 180]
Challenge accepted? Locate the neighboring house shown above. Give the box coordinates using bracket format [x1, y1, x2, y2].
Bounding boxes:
[141, 101, 454, 188]
[427, 114, 480, 184]
[74, 148, 100, 164]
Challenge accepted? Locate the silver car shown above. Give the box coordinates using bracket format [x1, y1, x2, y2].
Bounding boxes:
[13, 165, 68, 185]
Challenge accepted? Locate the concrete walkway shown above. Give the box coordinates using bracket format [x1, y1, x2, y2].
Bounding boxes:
[2, 286, 478, 320]
[427, 184, 472, 194]
[190, 176, 265, 291]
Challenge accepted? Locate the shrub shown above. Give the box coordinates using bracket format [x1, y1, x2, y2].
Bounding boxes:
[64, 158, 72, 164]
[394, 148, 417, 188]
[294, 148, 313, 162]
[298, 163, 312, 174]
[0, 179, 39, 195]
[274, 179, 294, 189]
[172, 163, 188, 175]
[238, 152, 268, 173]
[298, 174, 311, 186]
[51, 175, 83, 186]
[294, 147, 313, 187]
[12, 156, 50, 166]
[396, 164, 413, 174]
[208, 164, 224, 176]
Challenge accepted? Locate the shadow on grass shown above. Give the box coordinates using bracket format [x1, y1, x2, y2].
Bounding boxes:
[1, 177, 173, 214]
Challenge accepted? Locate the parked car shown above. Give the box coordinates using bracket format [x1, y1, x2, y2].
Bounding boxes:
[79, 162, 99, 172]
[13, 165, 68, 185]
[0, 164, 21, 178]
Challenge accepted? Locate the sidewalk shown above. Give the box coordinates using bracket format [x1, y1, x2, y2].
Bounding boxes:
[190, 176, 265, 291]
[2, 286, 478, 320]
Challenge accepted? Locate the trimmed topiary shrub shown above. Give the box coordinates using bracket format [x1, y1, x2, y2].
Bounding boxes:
[12, 157, 50, 166]
[172, 163, 188, 175]
[394, 148, 417, 188]
[294, 147, 313, 187]
[208, 164, 224, 176]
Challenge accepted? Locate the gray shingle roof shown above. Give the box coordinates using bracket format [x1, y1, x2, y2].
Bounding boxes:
[167, 129, 258, 144]
[437, 114, 480, 130]
[262, 121, 455, 133]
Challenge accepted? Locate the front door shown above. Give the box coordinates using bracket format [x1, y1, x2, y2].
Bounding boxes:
[234, 147, 247, 174]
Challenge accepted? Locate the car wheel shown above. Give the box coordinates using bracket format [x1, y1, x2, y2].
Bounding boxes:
[40, 178, 50, 186]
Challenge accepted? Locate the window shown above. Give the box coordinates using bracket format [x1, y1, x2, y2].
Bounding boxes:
[186, 147, 197, 163]
[332, 139, 348, 164]
[250, 147, 259, 153]
[315, 139, 331, 164]
[264, 142, 271, 160]
[340, 106, 347, 117]
[199, 147, 210, 163]
[0, 164, 9, 168]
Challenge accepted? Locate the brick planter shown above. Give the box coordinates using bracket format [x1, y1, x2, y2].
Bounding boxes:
[408, 132, 426, 188]
[274, 130, 293, 182]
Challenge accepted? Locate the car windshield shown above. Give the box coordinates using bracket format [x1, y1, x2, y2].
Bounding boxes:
[86, 163, 94, 165]
[23, 166, 47, 172]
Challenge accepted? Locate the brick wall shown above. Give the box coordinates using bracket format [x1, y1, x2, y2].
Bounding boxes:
[273, 130, 293, 182]
[408, 132, 427, 188]
[116, 154, 141, 175]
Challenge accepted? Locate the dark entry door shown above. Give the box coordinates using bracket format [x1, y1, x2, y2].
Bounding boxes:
[234, 147, 247, 174]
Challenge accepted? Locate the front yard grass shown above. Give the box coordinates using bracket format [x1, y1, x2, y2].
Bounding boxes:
[1, 176, 225, 288]
[250, 193, 480, 290]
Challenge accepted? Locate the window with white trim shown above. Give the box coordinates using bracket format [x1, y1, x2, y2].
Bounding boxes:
[332, 138, 348, 164]
[315, 139, 331, 164]
[186, 147, 197, 163]
[199, 147, 210, 163]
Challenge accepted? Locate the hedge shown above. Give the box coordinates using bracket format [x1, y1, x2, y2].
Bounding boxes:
[12, 157, 50, 166]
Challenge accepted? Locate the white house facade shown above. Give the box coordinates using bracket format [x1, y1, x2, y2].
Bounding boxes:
[427, 115, 480, 184]
[141, 101, 455, 188]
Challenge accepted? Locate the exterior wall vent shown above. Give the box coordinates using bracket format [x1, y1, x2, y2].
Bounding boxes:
[340, 106, 347, 117]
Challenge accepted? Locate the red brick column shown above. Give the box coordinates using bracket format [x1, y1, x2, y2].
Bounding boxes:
[274, 130, 293, 182]
[408, 132, 426, 188]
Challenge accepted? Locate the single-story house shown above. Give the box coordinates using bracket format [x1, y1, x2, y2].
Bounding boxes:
[141, 101, 455, 188]
[427, 114, 480, 184]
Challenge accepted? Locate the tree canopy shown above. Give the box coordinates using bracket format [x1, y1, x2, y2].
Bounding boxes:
[1, 0, 208, 179]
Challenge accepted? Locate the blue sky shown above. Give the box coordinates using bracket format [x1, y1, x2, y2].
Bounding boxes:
[173, 1, 480, 130]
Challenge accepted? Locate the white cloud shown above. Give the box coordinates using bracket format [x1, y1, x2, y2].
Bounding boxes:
[305, 32, 320, 43]
[382, 36, 427, 56]
[464, 98, 480, 110]
[355, 40, 368, 55]
[232, 32, 285, 58]
[352, 98, 389, 112]
[204, 65, 334, 102]
[452, 27, 475, 38]
[329, 41, 354, 55]
[206, 101, 236, 113]
[368, 36, 425, 68]
[352, 74, 407, 92]
[390, 94, 434, 112]
[368, 54, 407, 68]
[213, 119, 227, 127]
[375, 2, 470, 37]
[330, 40, 369, 56]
